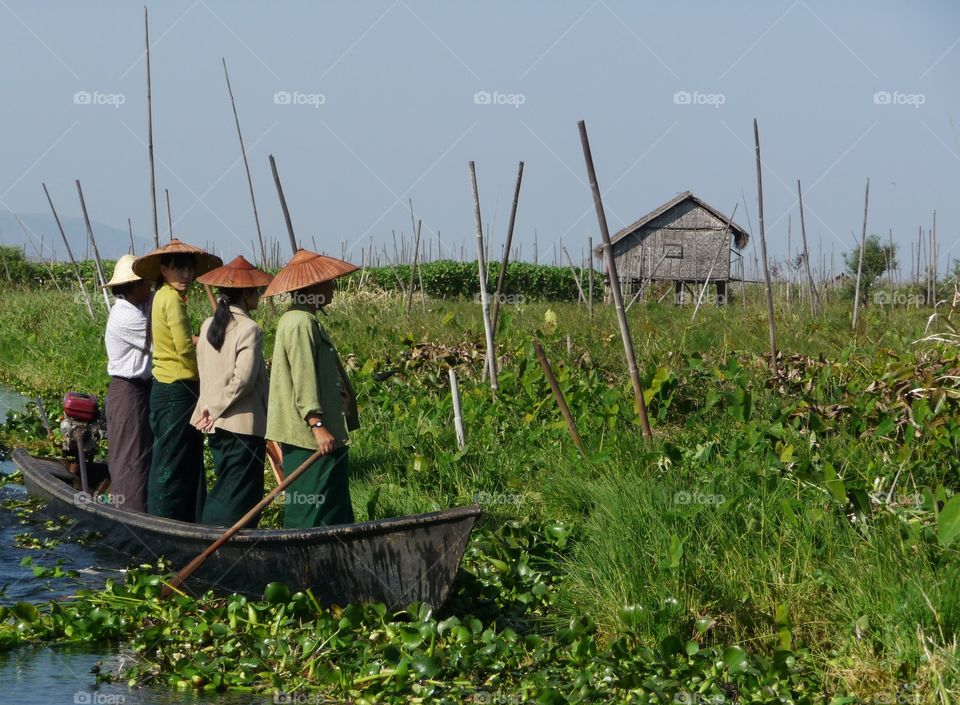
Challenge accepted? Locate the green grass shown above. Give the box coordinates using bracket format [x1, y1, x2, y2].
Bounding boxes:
[2, 281, 960, 699]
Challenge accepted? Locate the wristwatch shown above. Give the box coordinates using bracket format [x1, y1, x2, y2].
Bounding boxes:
[310, 419, 324, 429]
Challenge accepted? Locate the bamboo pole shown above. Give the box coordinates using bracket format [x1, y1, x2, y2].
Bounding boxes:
[563, 246, 586, 303]
[468, 161, 498, 391]
[15, 218, 62, 293]
[165, 189, 173, 241]
[164, 449, 325, 596]
[0, 226, 10, 282]
[127, 218, 135, 255]
[533, 339, 587, 459]
[448, 368, 465, 451]
[491, 161, 524, 333]
[587, 236, 594, 319]
[269, 154, 300, 256]
[752, 119, 779, 373]
[932, 210, 937, 305]
[796, 180, 820, 315]
[578, 120, 652, 441]
[851, 178, 869, 329]
[75, 181, 112, 310]
[405, 217, 422, 313]
[223, 58, 267, 267]
[42, 183, 94, 319]
[145, 6, 159, 248]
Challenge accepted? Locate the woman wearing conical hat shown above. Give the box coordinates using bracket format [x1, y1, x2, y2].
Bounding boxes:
[103, 255, 154, 513]
[132, 239, 222, 522]
[189, 256, 272, 526]
[264, 249, 359, 528]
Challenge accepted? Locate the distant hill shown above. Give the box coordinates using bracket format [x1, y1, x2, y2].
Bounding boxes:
[0, 212, 154, 262]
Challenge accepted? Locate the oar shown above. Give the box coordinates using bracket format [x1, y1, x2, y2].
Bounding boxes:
[161, 448, 323, 596]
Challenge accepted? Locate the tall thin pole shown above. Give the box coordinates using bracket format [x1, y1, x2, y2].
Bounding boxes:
[145, 6, 159, 248]
[0, 226, 10, 282]
[405, 217, 422, 313]
[796, 180, 820, 315]
[75, 180, 112, 310]
[223, 58, 267, 267]
[165, 188, 173, 240]
[42, 183, 94, 319]
[269, 154, 299, 256]
[468, 161, 498, 391]
[753, 119, 778, 373]
[491, 161, 524, 333]
[851, 178, 869, 329]
[578, 120, 652, 441]
[587, 235, 594, 320]
[127, 218, 135, 255]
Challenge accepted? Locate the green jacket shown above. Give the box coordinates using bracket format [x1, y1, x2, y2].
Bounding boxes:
[266, 305, 358, 450]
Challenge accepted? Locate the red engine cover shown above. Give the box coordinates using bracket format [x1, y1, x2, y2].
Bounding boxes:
[63, 392, 99, 422]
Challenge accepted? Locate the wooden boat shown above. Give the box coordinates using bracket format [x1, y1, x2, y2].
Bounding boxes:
[13, 449, 481, 609]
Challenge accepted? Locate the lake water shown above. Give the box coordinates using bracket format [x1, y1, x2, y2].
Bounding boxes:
[0, 385, 277, 705]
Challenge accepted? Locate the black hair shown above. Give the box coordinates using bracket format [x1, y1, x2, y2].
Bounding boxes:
[111, 282, 136, 298]
[206, 287, 245, 352]
[159, 253, 196, 270]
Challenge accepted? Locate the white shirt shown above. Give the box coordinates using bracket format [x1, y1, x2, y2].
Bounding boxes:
[105, 297, 151, 380]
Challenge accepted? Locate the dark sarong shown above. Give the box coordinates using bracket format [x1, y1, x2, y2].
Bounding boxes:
[279, 444, 353, 528]
[201, 429, 265, 527]
[105, 376, 152, 512]
[148, 380, 206, 522]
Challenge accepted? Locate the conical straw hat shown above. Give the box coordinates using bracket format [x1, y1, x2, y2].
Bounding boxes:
[197, 255, 273, 288]
[263, 249, 358, 298]
[102, 255, 143, 288]
[132, 239, 223, 280]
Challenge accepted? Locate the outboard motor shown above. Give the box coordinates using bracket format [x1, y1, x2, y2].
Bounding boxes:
[59, 392, 105, 494]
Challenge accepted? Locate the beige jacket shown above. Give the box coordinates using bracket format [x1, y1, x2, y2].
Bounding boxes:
[190, 306, 269, 437]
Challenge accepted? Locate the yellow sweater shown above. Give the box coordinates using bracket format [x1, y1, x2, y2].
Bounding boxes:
[151, 284, 198, 383]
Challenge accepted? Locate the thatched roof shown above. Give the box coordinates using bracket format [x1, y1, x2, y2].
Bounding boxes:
[596, 191, 750, 254]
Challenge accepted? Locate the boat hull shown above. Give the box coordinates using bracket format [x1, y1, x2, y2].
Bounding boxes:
[13, 449, 480, 608]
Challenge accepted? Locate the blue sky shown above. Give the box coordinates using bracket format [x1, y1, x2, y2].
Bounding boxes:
[0, 1, 957, 275]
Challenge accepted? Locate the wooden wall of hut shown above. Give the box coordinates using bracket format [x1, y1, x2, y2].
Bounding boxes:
[611, 200, 731, 292]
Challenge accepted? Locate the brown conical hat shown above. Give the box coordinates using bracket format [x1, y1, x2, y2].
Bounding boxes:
[197, 255, 273, 288]
[132, 238, 223, 280]
[264, 249, 358, 297]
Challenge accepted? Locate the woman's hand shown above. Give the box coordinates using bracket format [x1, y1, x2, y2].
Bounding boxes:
[194, 407, 214, 433]
[312, 425, 336, 455]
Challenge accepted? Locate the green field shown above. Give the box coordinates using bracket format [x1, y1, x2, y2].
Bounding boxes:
[1, 280, 959, 703]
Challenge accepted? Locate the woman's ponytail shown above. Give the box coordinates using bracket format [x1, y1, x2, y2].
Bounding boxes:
[207, 288, 240, 351]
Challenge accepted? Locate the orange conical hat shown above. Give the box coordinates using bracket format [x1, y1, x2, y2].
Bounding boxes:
[132, 238, 223, 280]
[263, 249, 357, 297]
[197, 255, 273, 288]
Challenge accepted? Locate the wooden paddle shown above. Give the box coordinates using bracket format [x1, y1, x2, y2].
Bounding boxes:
[162, 448, 323, 596]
